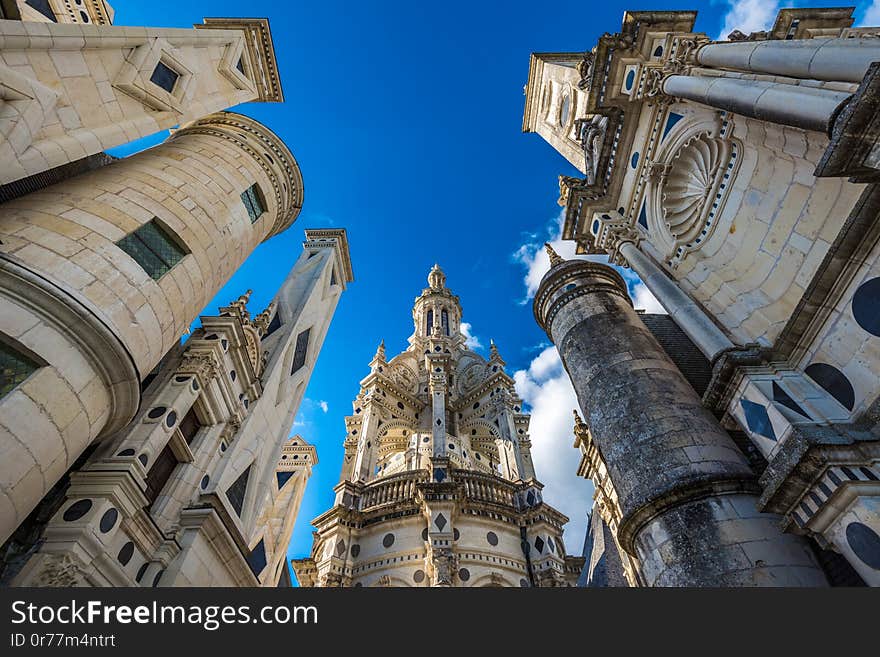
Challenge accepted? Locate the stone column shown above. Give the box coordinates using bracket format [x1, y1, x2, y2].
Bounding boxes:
[429, 358, 448, 460]
[662, 74, 851, 133]
[618, 241, 734, 361]
[533, 248, 827, 586]
[352, 403, 381, 482]
[496, 405, 525, 481]
[697, 38, 880, 84]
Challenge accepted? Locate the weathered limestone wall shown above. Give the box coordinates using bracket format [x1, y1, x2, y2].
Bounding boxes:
[656, 108, 864, 348]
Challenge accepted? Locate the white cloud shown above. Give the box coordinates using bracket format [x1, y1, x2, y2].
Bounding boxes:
[512, 210, 580, 302]
[318, 400, 329, 413]
[460, 321, 482, 350]
[512, 210, 665, 314]
[513, 346, 594, 552]
[858, 0, 880, 25]
[715, 0, 782, 41]
[632, 283, 667, 314]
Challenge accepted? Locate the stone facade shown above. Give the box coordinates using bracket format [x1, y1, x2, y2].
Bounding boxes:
[526, 7, 880, 585]
[0, 8, 281, 186]
[0, 6, 353, 587]
[6, 228, 352, 586]
[292, 266, 584, 587]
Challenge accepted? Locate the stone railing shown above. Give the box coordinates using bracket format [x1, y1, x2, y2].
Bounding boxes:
[359, 471, 428, 510]
[455, 471, 519, 508]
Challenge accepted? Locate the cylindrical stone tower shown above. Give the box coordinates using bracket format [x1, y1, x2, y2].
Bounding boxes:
[0, 111, 302, 543]
[533, 248, 827, 586]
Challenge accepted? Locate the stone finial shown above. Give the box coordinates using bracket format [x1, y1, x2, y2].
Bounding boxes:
[374, 339, 386, 362]
[488, 339, 505, 367]
[545, 243, 564, 267]
[219, 288, 254, 322]
[428, 263, 446, 290]
[253, 300, 277, 336]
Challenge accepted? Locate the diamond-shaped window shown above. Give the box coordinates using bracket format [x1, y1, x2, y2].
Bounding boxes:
[740, 398, 777, 442]
[435, 513, 447, 531]
[772, 382, 809, 419]
[534, 536, 545, 553]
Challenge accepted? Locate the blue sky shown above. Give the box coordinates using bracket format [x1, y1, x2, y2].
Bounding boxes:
[108, 0, 880, 582]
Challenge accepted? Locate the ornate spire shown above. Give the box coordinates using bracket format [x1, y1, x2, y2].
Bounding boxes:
[428, 263, 446, 290]
[253, 301, 277, 336]
[488, 339, 505, 367]
[573, 409, 592, 445]
[374, 339, 386, 362]
[545, 243, 564, 267]
[219, 288, 253, 322]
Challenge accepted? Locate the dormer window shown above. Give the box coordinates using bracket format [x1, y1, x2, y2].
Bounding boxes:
[150, 61, 180, 93]
[241, 183, 266, 223]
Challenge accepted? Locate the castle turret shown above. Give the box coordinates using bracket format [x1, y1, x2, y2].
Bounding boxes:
[0, 111, 302, 545]
[534, 246, 827, 586]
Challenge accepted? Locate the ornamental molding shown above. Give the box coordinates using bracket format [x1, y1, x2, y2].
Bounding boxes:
[644, 112, 742, 268]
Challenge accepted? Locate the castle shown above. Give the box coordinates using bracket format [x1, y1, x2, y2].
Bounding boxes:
[2, 2, 880, 588]
[0, 2, 353, 586]
[525, 7, 880, 586]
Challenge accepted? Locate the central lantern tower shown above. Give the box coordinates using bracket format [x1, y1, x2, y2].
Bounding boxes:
[292, 266, 583, 587]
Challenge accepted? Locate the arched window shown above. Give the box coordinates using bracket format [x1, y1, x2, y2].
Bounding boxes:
[426, 309, 433, 336]
[441, 310, 449, 336]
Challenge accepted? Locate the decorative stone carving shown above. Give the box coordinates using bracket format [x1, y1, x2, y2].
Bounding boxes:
[577, 114, 609, 185]
[35, 554, 82, 587]
[390, 363, 415, 390]
[643, 66, 667, 100]
[657, 131, 737, 263]
[644, 159, 672, 183]
[178, 352, 220, 382]
[576, 51, 595, 91]
[459, 362, 484, 393]
[431, 547, 456, 586]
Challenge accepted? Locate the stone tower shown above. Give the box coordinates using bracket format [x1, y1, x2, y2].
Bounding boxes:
[8, 229, 352, 586]
[292, 266, 583, 587]
[0, 110, 302, 546]
[535, 246, 827, 586]
[524, 6, 880, 586]
[0, 6, 355, 588]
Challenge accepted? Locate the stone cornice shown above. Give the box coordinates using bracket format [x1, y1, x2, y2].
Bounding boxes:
[533, 259, 630, 334]
[172, 112, 303, 240]
[304, 228, 354, 284]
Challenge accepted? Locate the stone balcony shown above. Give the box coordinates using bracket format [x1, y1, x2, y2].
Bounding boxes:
[347, 468, 540, 515]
